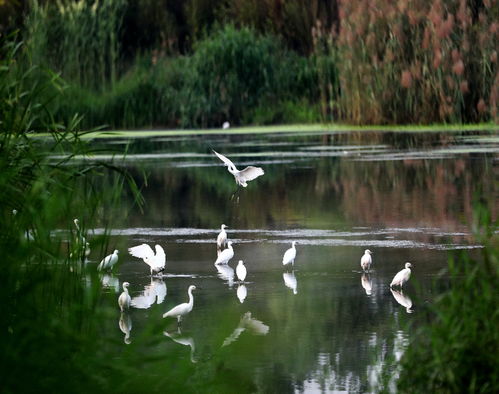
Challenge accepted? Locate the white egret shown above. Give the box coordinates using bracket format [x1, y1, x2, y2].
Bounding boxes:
[236, 284, 247, 303]
[222, 121, 230, 129]
[361, 273, 372, 295]
[119, 312, 132, 344]
[217, 224, 228, 252]
[390, 262, 412, 288]
[72, 218, 90, 258]
[390, 288, 413, 313]
[360, 249, 373, 272]
[282, 241, 297, 266]
[236, 260, 247, 282]
[164, 328, 197, 363]
[212, 150, 264, 187]
[283, 271, 298, 294]
[97, 249, 119, 271]
[128, 243, 166, 276]
[163, 285, 196, 324]
[214, 241, 234, 265]
[118, 282, 131, 312]
[131, 278, 167, 309]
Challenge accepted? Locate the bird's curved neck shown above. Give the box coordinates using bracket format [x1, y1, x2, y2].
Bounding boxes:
[188, 289, 194, 306]
[227, 164, 238, 174]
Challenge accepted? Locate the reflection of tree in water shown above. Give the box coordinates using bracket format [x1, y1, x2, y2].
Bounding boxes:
[128, 149, 494, 238]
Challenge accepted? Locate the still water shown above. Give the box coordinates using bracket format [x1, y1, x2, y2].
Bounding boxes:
[85, 129, 496, 393]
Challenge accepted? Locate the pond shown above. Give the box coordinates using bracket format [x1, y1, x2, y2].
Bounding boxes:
[82, 129, 497, 393]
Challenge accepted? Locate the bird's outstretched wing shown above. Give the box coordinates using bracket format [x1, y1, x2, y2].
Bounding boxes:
[154, 245, 166, 268]
[239, 166, 264, 182]
[129, 244, 154, 262]
[213, 150, 236, 169]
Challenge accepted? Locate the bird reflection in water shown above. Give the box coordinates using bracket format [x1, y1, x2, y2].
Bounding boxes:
[215, 264, 235, 288]
[131, 278, 167, 309]
[361, 273, 373, 295]
[163, 327, 197, 363]
[283, 271, 298, 294]
[222, 312, 270, 347]
[101, 273, 120, 292]
[236, 284, 247, 303]
[119, 312, 132, 344]
[390, 288, 414, 313]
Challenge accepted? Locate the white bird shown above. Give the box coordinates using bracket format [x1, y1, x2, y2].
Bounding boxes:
[98, 249, 119, 271]
[360, 249, 373, 272]
[128, 244, 166, 276]
[163, 285, 196, 324]
[282, 241, 297, 266]
[236, 260, 247, 282]
[222, 121, 230, 129]
[390, 288, 413, 313]
[214, 241, 234, 265]
[361, 273, 372, 295]
[217, 224, 228, 252]
[390, 262, 413, 288]
[237, 284, 247, 303]
[119, 312, 132, 344]
[118, 282, 131, 312]
[131, 278, 167, 309]
[212, 150, 264, 187]
[72, 218, 90, 258]
[283, 271, 298, 294]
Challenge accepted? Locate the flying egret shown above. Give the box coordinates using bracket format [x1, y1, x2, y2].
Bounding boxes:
[390, 262, 412, 288]
[360, 249, 373, 272]
[283, 271, 298, 294]
[236, 284, 247, 303]
[119, 312, 132, 344]
[212, 150, 264, 187]
[236, 260, 247, 282]
[282, 241, 297, 266]
[390, 288, 413, 313]
[163, 285, 196, 325]
[97, 249, 119, 271]
[128, 244, 166, 276]
[215, 241, 234, 265]
[217, 224, 228, 253]
[118, 282, 131, 312]
[361, 273, 372, 295]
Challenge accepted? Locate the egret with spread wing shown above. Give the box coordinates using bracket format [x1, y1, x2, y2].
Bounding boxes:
[212, 150, 264, 187]
[128, 244, 166, 276]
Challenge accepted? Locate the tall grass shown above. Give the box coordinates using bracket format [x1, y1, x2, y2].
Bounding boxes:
[394, 204, 498, 393]
[319, 0, 498, 124]
[26, 0, 126, 91]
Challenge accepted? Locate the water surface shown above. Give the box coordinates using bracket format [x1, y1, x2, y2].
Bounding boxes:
[82, 129, 496, 393]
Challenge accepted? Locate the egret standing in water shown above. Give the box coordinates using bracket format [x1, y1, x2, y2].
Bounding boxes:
[212, 150, 264, 187]
[97, 249, 119, 271]
[215, 241, 234, 265]
[118, 282, 131, 312]
[282, 241, 297, 267]
[163, 285, 196, 325]
[360, 249, 373, 272]
[217, 224, 228, 254]
[390, 262, 412, 288]
[236, 260, 247, 282]
[128, 244, 166, 276]
[72, 218, 90, 258]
